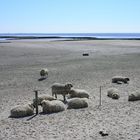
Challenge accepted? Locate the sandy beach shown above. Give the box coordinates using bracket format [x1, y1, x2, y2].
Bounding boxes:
[0, 39, 140, 140]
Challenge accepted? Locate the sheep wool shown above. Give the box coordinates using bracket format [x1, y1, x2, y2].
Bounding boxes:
[10, 103, 34, 118]
[40, 68, 48, 77]
[33, 94, 56, 106]
[41, 100, 65, 113]
[107, 88, 120, 99]
[112, 76, 130, 84]
[69, 88, 89, 99]
[52, 82, 73, 101]
[128, 91, 140, 101]
[67, 98, 88, 109]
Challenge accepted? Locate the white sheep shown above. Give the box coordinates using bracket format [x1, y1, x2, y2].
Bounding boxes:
[41, 100, 65, 113]
[67, 98, 88, 109]
[128, 91, 140, 101]
[33, 94, 56, 106]
[52, 82, 73, 101]
[40, 68, 48, 78]
[10, 103, 34, 118]
[107, 88, 120, 99]
[112, 76, 130, 84]
[68, 88, 89, 99]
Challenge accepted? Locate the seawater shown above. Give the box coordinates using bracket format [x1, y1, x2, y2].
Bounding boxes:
[0, 33, 140, 40]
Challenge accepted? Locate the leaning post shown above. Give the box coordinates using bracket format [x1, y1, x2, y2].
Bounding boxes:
[34, 90, 39, 115]
[99, 86, 102, 107]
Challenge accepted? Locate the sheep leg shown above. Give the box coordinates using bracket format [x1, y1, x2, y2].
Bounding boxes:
[52, 90, 54, 97]
[52, 91, 57, 98]
[124, 80, 128, 84]
[55, 93, 57, 99]
[63, 95, 66, 102]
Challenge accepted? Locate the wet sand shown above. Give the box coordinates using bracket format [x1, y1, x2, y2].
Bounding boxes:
[0, 39, 140, 140]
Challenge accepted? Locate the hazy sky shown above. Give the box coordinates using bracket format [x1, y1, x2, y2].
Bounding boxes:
[0, 0, 140, 33]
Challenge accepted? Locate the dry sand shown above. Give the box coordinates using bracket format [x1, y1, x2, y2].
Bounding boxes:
[0, 39, 140, 140]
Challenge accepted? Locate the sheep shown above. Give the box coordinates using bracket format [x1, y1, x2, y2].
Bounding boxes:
[10, 103, 34, 118]
[112, 76, 130, 84]
[128, 91, 140, 101]
[41, 100, 65, 113]
[68, 88, 89, 99]
[52, 82, 73, 102]
[40, 68, 48, 78]
[67, 98, 88, 109]
[33, 94, 56, 106]
[107, 88, 120, 99]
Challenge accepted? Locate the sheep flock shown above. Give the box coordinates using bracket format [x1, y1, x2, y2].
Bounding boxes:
[10, 73, 140, 118]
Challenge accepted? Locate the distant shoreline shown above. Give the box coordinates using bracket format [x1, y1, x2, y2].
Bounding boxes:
[0, 36, 140, 41]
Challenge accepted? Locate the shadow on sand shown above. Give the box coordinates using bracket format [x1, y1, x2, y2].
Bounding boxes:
[26, 114, 38, 121]
[8, 114, 38, 121]
[38, 77, 47, 81]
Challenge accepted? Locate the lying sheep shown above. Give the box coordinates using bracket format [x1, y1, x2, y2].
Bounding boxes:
[33, 94, 56, 106]
[52, 83, 73, 102]
[112, 76, 130, 84]
[107, 88, 120, 99]
[40, 68, 48, 78]
[41, 100, 65, 113]
[68, 88, 89, 99]
[10, 103, 34, 118]
[67, 98, 88, 109]
[128, 91, 140, 101]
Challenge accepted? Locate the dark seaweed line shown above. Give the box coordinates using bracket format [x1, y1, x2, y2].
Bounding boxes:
[0, 36, 140, 40]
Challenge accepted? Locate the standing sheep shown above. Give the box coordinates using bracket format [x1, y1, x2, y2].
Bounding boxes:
[128, 91, 140, 101]
[67, 98, 88, 109]
[40, 68, 48, 78]
[52, 83, 73, 102]
[68, 88, 89, 99]
[112, 76, 130, 84]
[41, 100, 65, 113]
[10, 103, 34, 118]
[33, 94, 56, 106]
[107, 88, 120, 99]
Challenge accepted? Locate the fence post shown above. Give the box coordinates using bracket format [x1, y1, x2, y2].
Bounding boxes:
[34, 90, 39, 115]
[99, 86, 102, 107]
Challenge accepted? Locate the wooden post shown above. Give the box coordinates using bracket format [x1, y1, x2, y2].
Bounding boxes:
[99, 86, 102, 107]
[34, 90, 39, 115]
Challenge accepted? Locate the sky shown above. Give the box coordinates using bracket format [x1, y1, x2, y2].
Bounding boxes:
[0, 0, 140, 33]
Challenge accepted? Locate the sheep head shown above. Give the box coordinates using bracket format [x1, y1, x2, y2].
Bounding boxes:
[28, 103, 35, 109]
[65, 83, 73, 89]
[69, 88, 75, 95]
[40, 100, 46, 107]
[125, 78, 130, 81]
[112, 94, 120, 99]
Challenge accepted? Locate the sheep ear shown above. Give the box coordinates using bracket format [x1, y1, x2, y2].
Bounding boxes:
[41, 100, 46, 106]
[127, 78, 130, 81]
[67, 83, 73, 87]
[69, 84, 73, 88]
[28, 103, 34, 108]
